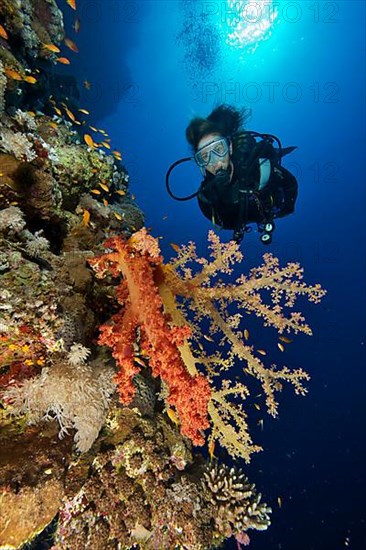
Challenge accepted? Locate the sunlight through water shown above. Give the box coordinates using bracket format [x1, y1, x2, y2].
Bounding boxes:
[224, 0, 279, 52]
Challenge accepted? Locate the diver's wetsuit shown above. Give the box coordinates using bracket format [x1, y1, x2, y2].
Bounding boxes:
[197, 131, 298, 239]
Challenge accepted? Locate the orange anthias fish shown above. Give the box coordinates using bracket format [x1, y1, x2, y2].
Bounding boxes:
[84, 134, 95, 147]
[98, 182, 109, 193]
[24, 76, 37, 84]
[279, 336, 293, 344]
[66, 0, 77, 10]
[43, 43, 60, 53]
[82, 209, 90, 226]
[56, 57, 71, 65]
[166, 407, 179, 426]
[170, 243, 180, 253]
[208, 439, 216, 460]
[0, 25, 9, 40]
[64, 38, 79, 53]
[64, 107, 76, 122]
[4, 68, 23, 81]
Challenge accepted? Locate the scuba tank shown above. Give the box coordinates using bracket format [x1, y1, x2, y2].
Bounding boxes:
[165, 131, 297, 244]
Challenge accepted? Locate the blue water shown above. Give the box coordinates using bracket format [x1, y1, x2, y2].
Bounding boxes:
[64, 1, 365, 548]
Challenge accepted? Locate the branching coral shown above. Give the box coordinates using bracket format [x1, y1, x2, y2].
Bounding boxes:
[160, 231, 326, 459]
[90, 228, 326, 461]
[202, 462, 272, 542]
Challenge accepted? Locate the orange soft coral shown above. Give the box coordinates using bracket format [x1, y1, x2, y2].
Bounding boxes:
[88, 229, 211, 445]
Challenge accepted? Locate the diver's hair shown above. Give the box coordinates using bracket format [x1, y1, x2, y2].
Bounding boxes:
[186, 104, 252, 150]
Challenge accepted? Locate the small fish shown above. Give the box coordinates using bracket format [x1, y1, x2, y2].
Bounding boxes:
[0, 25, 9, 40]
[208, 439, 216, 460]
[279, 336, 293, 344]
[277, 343, 285, 352]
[83, 80, 91, 90]
[66, 0, 77, 10]
[257, 349, 267, 356]
[90, 189, 101, 195]
[162, 215, 168, 220]
[48, 122, 58, 129]
[27, 111, 36, 117]
[170, 243, 180, 253]
[56, 57, 71, 65]
[115, 189, 126, 196]
[257, 419, 264, 431]
[83, 134, 95, 147]
[198, 341, 204, 352]
[101, 141, 111, 149]
[112, 150, 122, 156]
[43, 43, 60, 53]
[98, 182, 109, 193]
[254, 403, 261, 411]
[64, 38, 79, 52]
[166, 407, 179, 426]
[99, 129, 108, 136]
[277, 496, 282, 508]
[82, 209, 90, 226]
[24, 75, 37, 84]
[78, 108, 89, 115]
[89, 125, 98, 132]
[244, 329, 250, 340]
[73, 17, 81, 33]
[203, 335, 214, 342]
[113, 211, 123, 220]
[4, 68, 23, 81]
[134, 356, 146, 367]
[103, 199, 109, 206]
[131, 194, 135, 201]
[53, 106, 62, 116]
[64, 107, 76, 121]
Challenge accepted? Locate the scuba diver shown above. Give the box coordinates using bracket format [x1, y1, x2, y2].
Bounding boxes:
[166, 104, 298, 244]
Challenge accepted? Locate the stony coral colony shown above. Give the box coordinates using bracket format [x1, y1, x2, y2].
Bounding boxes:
[0, 0, 326, 548]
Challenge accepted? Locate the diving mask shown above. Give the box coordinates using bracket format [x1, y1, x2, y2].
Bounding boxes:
[194, 138, 229, 167]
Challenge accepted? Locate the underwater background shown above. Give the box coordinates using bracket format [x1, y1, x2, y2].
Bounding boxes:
[64, 2, 365, 547]
[0, 0, 365, 549]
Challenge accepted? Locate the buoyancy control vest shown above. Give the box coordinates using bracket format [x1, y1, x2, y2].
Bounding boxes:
[197, 131, 297, 231]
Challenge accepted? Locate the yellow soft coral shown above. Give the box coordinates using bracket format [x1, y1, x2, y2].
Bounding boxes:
[155, 230, 326, 461]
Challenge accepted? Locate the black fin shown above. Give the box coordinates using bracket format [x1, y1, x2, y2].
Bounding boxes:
[276, 146, 297, 158]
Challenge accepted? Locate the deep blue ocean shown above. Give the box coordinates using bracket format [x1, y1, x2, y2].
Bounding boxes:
[62, 1, 365, 548]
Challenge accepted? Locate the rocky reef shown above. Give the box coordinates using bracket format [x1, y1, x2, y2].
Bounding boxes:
[0, 1, 273, 548]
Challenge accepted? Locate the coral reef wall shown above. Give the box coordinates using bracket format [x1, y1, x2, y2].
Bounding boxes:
[0, 1, 325, 549]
